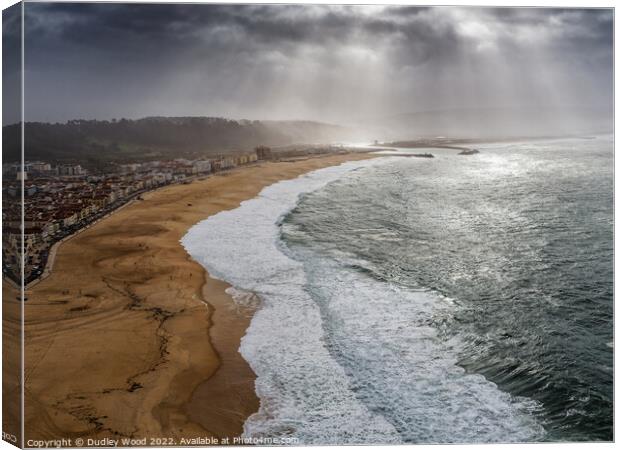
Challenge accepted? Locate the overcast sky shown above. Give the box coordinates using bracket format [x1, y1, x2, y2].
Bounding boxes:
[4, 3, 614, 125]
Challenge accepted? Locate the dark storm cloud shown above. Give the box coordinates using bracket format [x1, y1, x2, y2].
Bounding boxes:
[19, 3, 613, 125]
[3, 3, 22, 125]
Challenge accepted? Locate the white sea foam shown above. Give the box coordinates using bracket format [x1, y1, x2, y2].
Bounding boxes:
[181, 158, 545, 444]
[182, 159, 401, 444]
[224, 287, 261, 309]
[293, 253, 545, 443]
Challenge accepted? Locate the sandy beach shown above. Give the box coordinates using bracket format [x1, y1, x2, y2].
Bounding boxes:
[3, 153, 372, 444]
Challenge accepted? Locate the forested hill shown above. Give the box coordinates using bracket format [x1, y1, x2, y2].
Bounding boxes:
[3, 117, 353, 167]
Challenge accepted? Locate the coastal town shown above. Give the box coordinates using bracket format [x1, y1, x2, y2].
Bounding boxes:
[2, 150, 262, 286]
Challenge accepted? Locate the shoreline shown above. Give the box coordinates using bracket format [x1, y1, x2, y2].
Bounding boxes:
[12, 152, 375, 444]
[186, 276, 259, 438]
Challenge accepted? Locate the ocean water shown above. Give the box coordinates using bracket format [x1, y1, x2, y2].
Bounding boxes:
[182, 136, 613, 443]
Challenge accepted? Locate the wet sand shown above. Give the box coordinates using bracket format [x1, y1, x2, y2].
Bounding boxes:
[5, 153, 373, 444]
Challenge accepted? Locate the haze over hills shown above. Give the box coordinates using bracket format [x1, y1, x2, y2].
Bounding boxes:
[2, 117, 356, 168]
[3, 106, 612, 169]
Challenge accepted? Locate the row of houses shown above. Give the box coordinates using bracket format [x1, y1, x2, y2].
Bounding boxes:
[2, 151, 261, 284]
[3, 162, 86, 180]
[118, 153, 258, 177]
